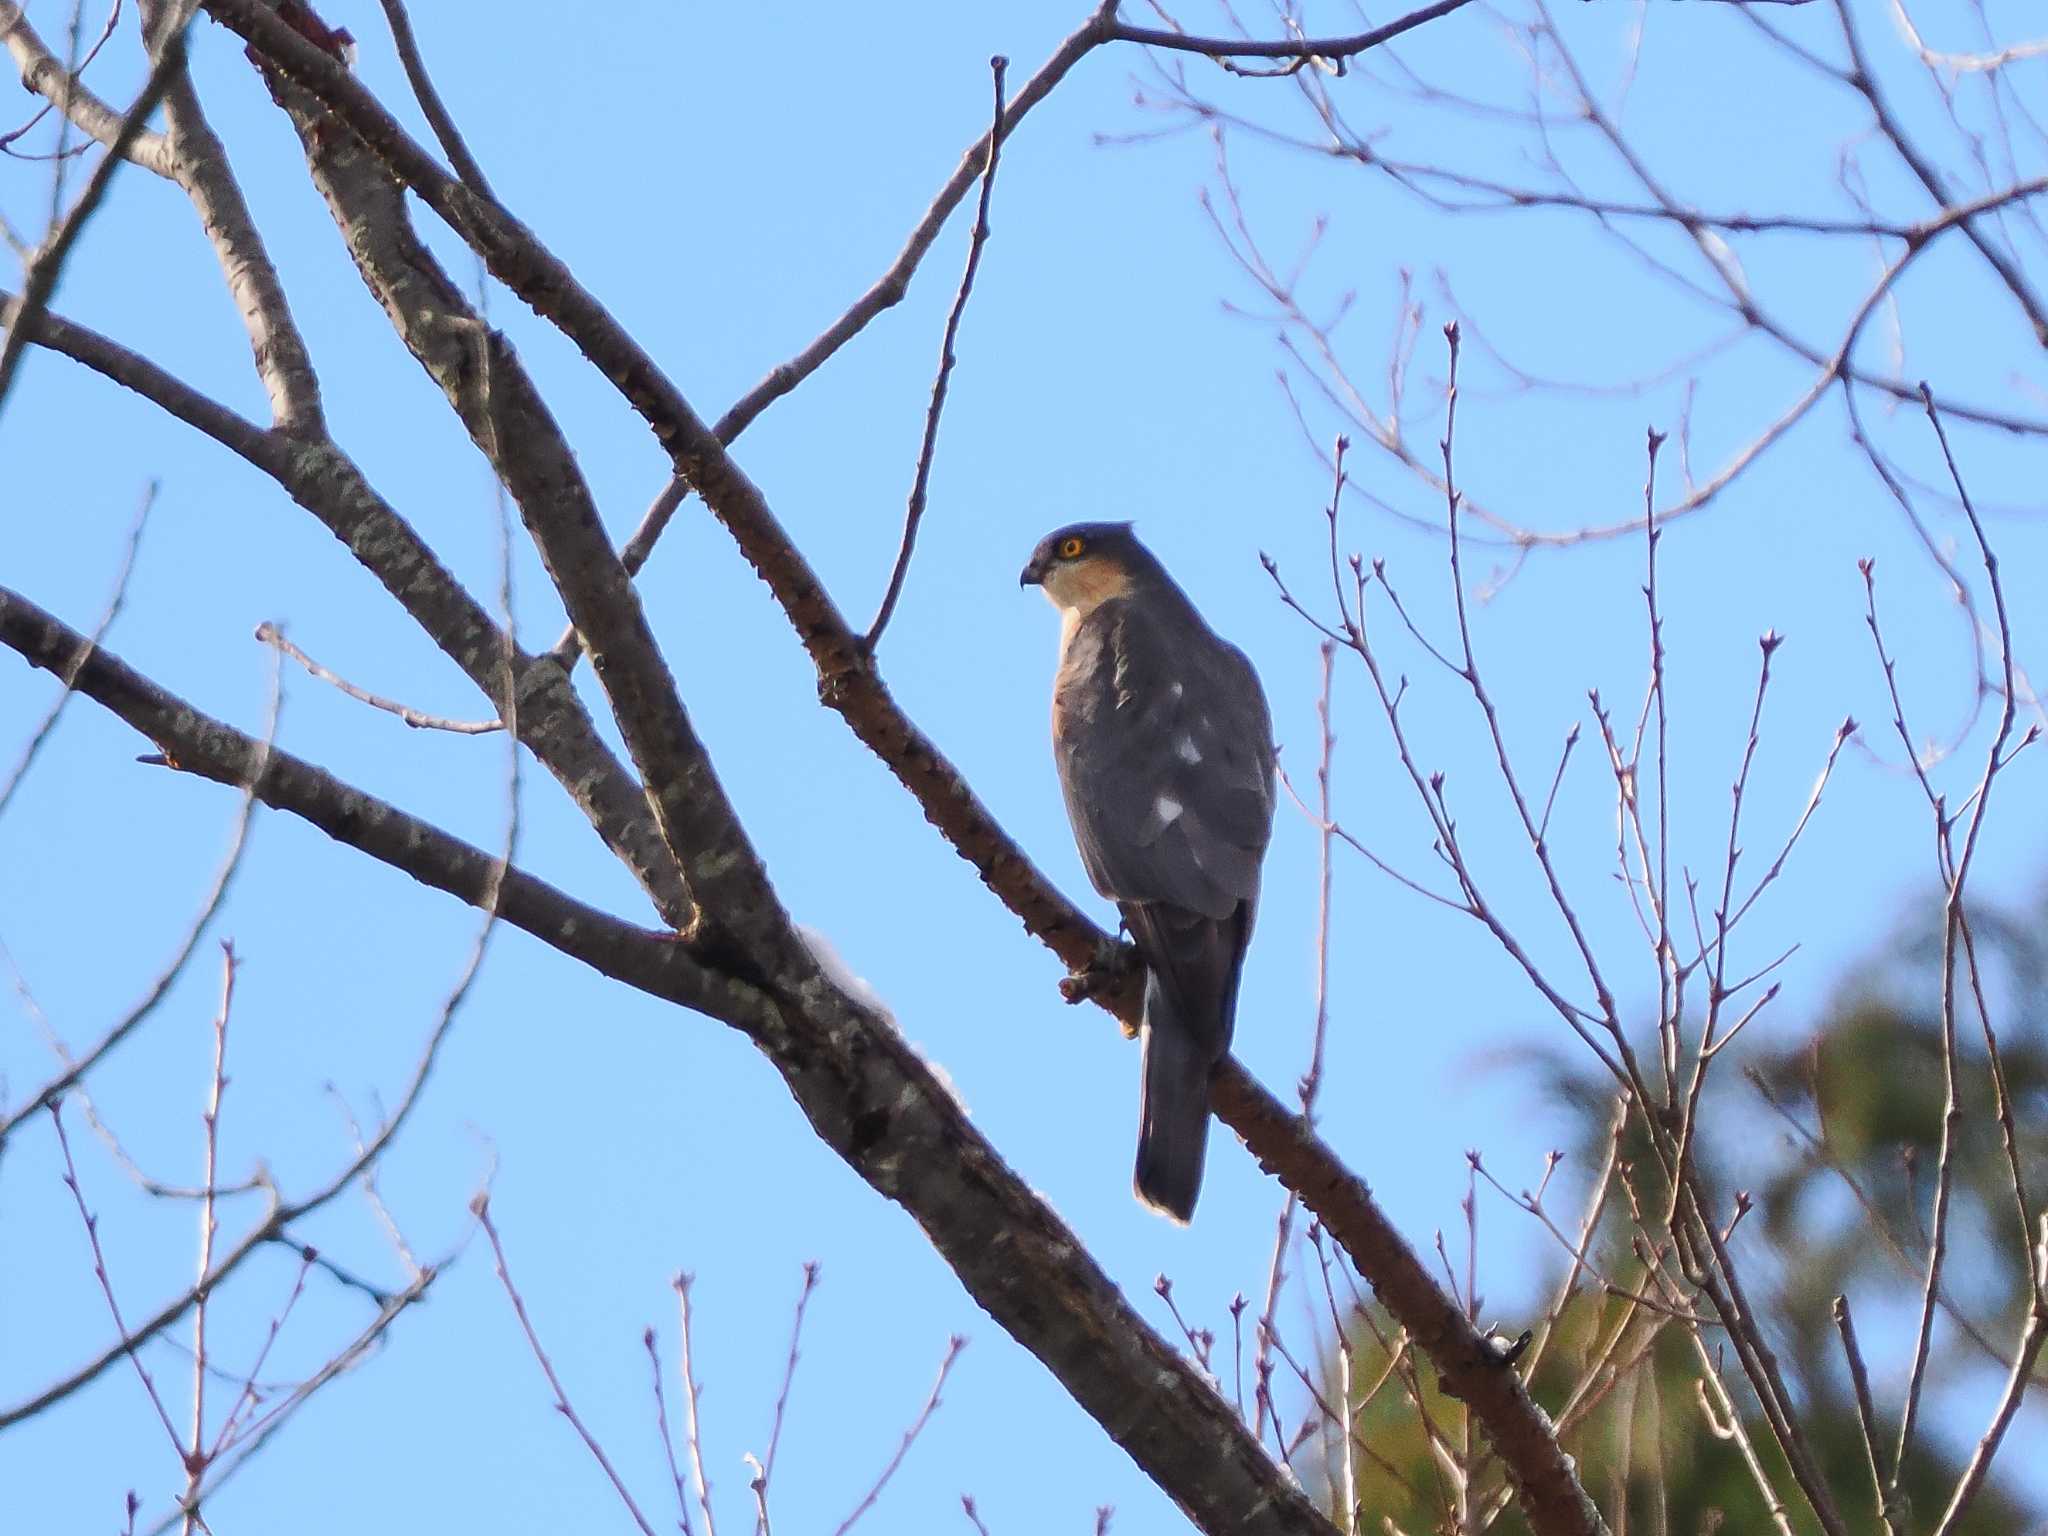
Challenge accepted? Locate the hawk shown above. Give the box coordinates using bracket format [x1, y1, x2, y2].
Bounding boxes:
[1021, 523, 1276, 1221]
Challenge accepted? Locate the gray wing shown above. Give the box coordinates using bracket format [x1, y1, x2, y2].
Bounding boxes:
[1055, 598, 1275, 922]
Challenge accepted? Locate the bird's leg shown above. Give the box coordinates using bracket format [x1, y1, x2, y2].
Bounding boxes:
[1058, 934, 1143, 1037]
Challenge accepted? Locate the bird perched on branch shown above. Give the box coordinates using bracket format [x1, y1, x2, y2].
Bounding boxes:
[1021, 523, 1275, 1222]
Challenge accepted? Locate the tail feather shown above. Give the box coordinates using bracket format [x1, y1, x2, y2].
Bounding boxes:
[1133, 971, 1214, 1224]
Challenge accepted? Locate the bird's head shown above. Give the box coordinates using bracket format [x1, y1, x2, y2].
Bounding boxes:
[1019, 521, 1154, 618]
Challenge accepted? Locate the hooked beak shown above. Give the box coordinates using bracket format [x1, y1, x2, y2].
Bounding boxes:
[1019, 553, 1047, 588]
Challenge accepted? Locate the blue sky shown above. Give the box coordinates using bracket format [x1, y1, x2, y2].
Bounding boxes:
[3, 1, 2045, 1530]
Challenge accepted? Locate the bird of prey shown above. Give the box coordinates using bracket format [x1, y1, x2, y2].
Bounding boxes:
[1020, 522, 1275, 1221]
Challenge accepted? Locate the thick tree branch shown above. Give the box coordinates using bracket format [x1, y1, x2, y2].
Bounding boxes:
[0, 587, 1340, 1536]
[194, 17, 1604, 1528]
[134, 0, 324, 434]
[208, 0, 1460, 661]
[1, 287, 693, 929]
[0, 588, 727, 1016]
[1214, 1062, 1609, 1533]
[196, 0, 1121, 965]
[0, 2, 175, 175]
[250, 52, 774, 958]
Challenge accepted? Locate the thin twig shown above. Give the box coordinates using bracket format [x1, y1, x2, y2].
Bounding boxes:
[373, 0, 494, 199]
[829, 1335, 966, 1536]
[145, 1261, 442, 1536]
[744, 1455, 771, 1536]
[1931, 1242, 2048, 1536]
[1672, 625, 1781, 1197]
[1642, 427, 1676, 1103]
[255, 622, 501, 734]
[1252, 1190, 1298, 1447]
[1300, 640, 1337, 1114]
[1229, 1293, 1247, 1423]
[1891, 383, 2030, 1513]
[643, 1326, 695, 1536]
[1691, 1338, 1796, 1536]
[1152, 1275, 1217, 1385]
[474, 1194, 658, 1536]
[1, 656, 269, 1144]
[182, 942, 237, 1536]
[758, 1261, 819, 1522]
[1469, 1156, 1701, 1324]
[1309, 1233, 1358, 1534]
[0, 479, 154, 821]
[208, 1245, 316, 1461]
[0, 0, 136, 161]
[547, 5, 1122, 667]
[674, 1274, 719, 1536]
[0, 1, 196, 414]
[1536, 722, 1581, 846]
[48, 1100, 184, 1452]
[1830, 1295, 1898, 1535]
[10, 770, 511, 1428]
[864, 56, 1008, 652]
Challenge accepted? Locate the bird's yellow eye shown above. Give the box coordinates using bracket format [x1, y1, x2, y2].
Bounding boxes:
[1059, 536, 1086, 559]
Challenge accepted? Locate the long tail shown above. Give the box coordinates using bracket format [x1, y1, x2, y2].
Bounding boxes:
[1133, 968, 1214, 1224]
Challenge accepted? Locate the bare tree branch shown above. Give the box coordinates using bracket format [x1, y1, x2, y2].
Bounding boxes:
[372, 0, 494, 200]
[0, 2, 174, 174]
[1108, 0, 1472, 67]
[0, 2, 194, 415]
[0, 289, 696, 931]
[864, 55, 1009, 654]
[0, 587, 1345, 1536]
[135, 0, 324, 433]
